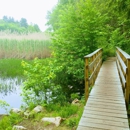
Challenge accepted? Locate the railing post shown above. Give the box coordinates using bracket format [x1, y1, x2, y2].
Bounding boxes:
[91, 55, 94, 86]
[85, 57, 89, 102]
[99, 49, 102, 72]
[126, 58, 130, 108]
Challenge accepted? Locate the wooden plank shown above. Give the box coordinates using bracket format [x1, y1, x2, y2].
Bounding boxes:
[91, 88, 123, 93]
[95, 78, 121, 82]
[92, 85, 123, 90]
[92, 84, 122, 88]
[97, 72, 119, 75]
[83, 109, 127, 118]
[116, 47, 130, 59]
[82, 113, 128, 123]
[86, 102, 126, 111]
[84, 48, 102, 58]
[91, 86, 123, 91]
[90, 89, 123, 94]
[98, 68, 117, 71]
[77, 57, 129, 130]
[91, 87, 123, 94]
[97, 74, 120, 77]
[87, 100, 126, 108]
[85, 58, 89, 101]
[90, 91, 124, 97]
[99, 68, 118, 72]
[125, 58, 130, 108]
[89, 94, 124, 100]
[89, 59, 102, 85]
[89, 94, 124, 99]
[97, 74, 120, 79]
[88, 97, 125, 104]
[89, 53, 102, 71]
[93, 84, 122, 88]
[95, 80, 122, 85]
[84, 106, 127, 115]
[90, 91, 123, 97]
[79, 120, 129, 130]
[92, 84, 123, 89]
[117, 59, 126, 88]
[79, 117, 129, 128]
[77, 126, 103, 130]
[89, 95, 125, 101]
[116, 52, 127, 74]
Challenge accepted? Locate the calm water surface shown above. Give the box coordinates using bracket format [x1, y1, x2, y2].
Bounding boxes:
[0, 78, 23, 114]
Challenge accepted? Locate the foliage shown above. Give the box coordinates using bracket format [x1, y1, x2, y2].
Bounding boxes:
[45, 0, 130, 101]
[46, 103, 80, 118]
[65, 117, 78, 127]
[70, 93, 80, 100]
[105, 0, 130, 54]
[0, 116, 12, 130]
[20, 18, 28, 28]
[49, 0, 108, 98]
[21, 58, 64, 105]
[9, 113, 23, 125]
[63, 104, 84, 127]
[45, 102, 84, 128]
[0, 101, 84, 130]
[22, 0, 109, 104]
[22, 0, 130, 110]
[46, 0, 78, 31]
[0, 113, 23, 130]
[0, 16, 41, 33]
[0, 100, 10, 112]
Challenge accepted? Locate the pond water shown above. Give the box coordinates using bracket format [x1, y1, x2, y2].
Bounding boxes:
[0, 77, 23, 114]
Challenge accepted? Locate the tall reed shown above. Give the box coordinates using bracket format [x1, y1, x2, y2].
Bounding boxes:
[0, 32, 51, 59]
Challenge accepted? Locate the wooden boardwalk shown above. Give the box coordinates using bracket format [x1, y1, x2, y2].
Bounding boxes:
[77, 58, 129, 130]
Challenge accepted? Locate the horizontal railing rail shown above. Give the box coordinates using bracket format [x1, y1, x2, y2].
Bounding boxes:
[84, 48, 103, 101]
[116, 47, 130, 108]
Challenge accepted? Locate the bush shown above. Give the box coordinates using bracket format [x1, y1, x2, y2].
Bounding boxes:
[0, 113, 23, 130]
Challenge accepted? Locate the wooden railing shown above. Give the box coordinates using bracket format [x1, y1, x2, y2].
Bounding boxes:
[84, 48, 103, 101]
[116, 47, 130, 108]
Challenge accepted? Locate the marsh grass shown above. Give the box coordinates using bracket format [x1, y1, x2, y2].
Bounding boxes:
[0, 31, 51, 40]
[0, 59, 26, 78]
[0, 32, 51, 59]
[0, 39, 51, 59]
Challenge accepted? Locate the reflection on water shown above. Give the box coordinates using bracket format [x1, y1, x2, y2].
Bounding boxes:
[0, 77, 23, 114]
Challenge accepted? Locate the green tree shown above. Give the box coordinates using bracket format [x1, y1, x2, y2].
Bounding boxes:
[107, 0, 130, 53]
[20, 18, 28, 28]
[21, 58, 64, 104]
[51, 0, 108, 96]
[0, 16, 41, 33]
[46, 0, 77, 31]
[33, 24, 40, 32]
[3, 16, 8, 22]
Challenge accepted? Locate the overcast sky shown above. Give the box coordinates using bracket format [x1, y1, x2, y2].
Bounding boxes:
[0, 0, 58, 31]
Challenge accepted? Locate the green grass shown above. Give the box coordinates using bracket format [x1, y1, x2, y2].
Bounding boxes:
[0, 59, 25, 78]
[0, 102, 84, 130]
[0, 113, 23, 130]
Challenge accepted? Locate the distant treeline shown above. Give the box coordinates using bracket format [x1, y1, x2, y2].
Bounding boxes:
[0, 16, 41, 33]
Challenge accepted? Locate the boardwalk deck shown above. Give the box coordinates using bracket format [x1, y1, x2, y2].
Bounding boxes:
[77, 58, 129, 130]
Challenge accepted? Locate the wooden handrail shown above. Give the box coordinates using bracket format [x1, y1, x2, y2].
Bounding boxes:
[84, 48, 102, 101]
[116, 47, 130, 108]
